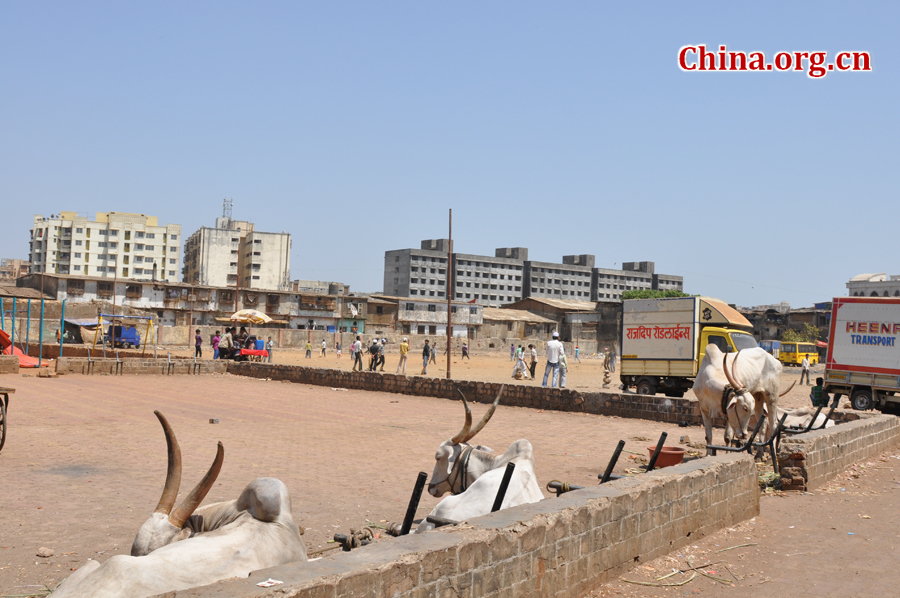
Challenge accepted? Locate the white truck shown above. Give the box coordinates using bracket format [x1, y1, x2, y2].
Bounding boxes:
[620, 296, 759, 396]
[824, 296, 900, 411]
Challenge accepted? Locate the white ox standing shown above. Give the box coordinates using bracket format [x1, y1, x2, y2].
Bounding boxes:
[415, 387, 543, 533]
[53, 412, 307, 598]
[692, 345, 793, 450]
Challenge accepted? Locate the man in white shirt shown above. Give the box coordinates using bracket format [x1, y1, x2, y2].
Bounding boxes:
[800, 355, 811, 385]
[542, 331, 564, 387]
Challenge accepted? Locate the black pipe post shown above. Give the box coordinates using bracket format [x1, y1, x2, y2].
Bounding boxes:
[646, 432, 668, 472]
[399, 472, 428, 536]
[599, 440, 626, 483]
[491, 462, 516, 512]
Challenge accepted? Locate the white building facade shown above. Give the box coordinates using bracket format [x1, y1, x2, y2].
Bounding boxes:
[29, 212, 181, 281]
[183, 217, 291, 290]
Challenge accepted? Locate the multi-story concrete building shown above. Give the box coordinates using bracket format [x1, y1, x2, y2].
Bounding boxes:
[847, 273, 900, 297]
[183, 217, 291, 290]
[29, 212, 181, 281]
[384, 241, 683, 306]
[0, 258, 29, 281]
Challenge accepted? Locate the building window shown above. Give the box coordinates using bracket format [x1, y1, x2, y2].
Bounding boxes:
[146, 233, 156, 239]
[75, 228, 83, 233]
[74, 253, 81, 258]
[428, 304, 437, 312]
[110, 230, 118, 236]
[169, 258, 176, 264]
[410, 289, 418, 295]
[406, 303, 414, 310]
[75, 240, 82, 246]
[170, 234, 177, 240]
[145, 245, 154, 250]
[170, 246, 177, 252]
[169, 270, 176, 277]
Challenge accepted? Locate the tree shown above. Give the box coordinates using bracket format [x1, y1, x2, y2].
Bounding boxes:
[621, 289, 693, 300]
[782, 323, 820, 343]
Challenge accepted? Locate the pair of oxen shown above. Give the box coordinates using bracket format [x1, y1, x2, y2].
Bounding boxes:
[54, 388, 542, 598]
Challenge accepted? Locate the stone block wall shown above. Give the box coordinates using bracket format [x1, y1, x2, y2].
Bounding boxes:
[55, 357, 227, 376]
[169, 453, 759, 598]
[778, 413, 900, 491]
[224, 362, 705, 425]
[0, 355, 19, 374]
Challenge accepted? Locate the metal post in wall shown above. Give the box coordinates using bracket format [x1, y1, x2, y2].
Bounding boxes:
[446, 209, 453, 380]
[59, 299, 66, 358]
[25, 298, 31, 352]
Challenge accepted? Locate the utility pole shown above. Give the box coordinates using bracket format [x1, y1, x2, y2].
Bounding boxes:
[446, 209, 453, 380]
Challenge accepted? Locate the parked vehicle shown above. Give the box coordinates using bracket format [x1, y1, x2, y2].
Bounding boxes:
[620, 296, 758, 396]
[105, 325, 141, 349]
[778, 342, 819, 367]
[824, 297, 900, 411]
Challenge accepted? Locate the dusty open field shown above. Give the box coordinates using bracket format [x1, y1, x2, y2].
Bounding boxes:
[0, 374, 693, 593]
[0, 365, 873, 597]
[163, 347, 830, 410]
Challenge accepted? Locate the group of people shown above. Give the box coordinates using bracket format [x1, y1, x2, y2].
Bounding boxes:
[511, 331, 572, 389]
[206, 327, 274, 362]
[343, 337, 470, 375]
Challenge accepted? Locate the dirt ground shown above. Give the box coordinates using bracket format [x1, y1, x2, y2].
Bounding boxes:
[162, 347, 831, 410]
[0, 364, 868, 597]
[0, 374, 695, 594]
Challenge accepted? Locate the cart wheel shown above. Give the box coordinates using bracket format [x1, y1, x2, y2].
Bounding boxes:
[0, 398, 7, 453]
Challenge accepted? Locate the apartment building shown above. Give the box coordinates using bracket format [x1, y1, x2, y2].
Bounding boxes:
[384, 241, 684, 306]
[183, 217, 291, 290]
[29, 212, 181, 281]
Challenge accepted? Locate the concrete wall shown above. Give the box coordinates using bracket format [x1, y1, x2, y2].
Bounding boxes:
[168, 452, 759, 598]
[56, 357, 227, 376]
[223, 363, 704, 424]
[0, 356, 19, 374]
[778, 413, 900, 491]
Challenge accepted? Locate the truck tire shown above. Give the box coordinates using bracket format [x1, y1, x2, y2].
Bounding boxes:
[851, 389, 874, 411]
[636, 378, 657, 396]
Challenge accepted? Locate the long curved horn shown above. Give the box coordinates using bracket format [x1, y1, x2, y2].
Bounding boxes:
[168, 442, 224, 529]
[722, 352, 745, 392]
[779, 381, 797, 397]
[152, 411, 182, 515]
[461, 385, 504, 444]
[450, 389, 473, 445]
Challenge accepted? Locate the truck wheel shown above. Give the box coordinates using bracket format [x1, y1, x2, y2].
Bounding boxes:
[851, 389, 874, 411]
[636, 379, 657, 396]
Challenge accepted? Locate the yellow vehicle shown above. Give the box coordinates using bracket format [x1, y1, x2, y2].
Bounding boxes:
[778, 342, 819, 367]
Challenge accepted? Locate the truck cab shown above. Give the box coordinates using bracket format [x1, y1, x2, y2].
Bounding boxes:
[698, 327, 760, 364]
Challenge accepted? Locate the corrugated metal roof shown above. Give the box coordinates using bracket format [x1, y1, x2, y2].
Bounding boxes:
[482, 307, 556, 324]
[513, 297, 596, 311]
[0, 285, 51, 300]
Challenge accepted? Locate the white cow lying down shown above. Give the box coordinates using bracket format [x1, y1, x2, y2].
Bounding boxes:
[53, 412, 307, 598]
[415, 386, 543, 533]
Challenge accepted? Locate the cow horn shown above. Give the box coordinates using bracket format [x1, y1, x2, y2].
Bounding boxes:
[168, 442, 224, 529]
[152, 411, 182, 515]
[722, 352, 745, 393]
[780, 381, 797, 397]
[461, 385, 504, 444]
[450, 389, 473, 445]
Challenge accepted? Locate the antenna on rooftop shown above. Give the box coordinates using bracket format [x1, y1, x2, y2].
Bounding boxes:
[222, 197, 233, 219]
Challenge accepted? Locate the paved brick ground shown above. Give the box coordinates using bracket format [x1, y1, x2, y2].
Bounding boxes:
[0, 373, 686, 593]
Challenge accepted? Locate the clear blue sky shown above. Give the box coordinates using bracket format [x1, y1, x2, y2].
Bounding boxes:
[2, 2, 896, 307]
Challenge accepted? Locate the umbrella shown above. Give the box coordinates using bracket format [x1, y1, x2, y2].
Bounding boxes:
[230, 309, 273, 324]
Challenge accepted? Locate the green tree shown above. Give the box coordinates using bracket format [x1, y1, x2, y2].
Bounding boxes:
[782, 323, 820, 343]
[621, 289, 693, 300]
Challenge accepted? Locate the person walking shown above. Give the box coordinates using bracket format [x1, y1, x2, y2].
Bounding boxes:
[422, 339, 431, 374]
[542, 331, 564, 387]
[266, 336, 274, 363]
[212, 331, 221, 360]
[800, 355, 811, 385]
[305, 340, 312, 359]
[321, 339, 327, 357]
[368, 338, 380, 371]
[574, 345, 582, 363]
[218, 328, 233, 360]
[351, 336, 363, 371]
[461, 342, 470, 360]
[336, 342, 342, 359]
[528, 344, 537, 379]
[510, 343, 515, 361]
[397, 337, 409, 374]
[377, 339, 387, 371]
[430, 341, 438, 364]
[194, 329, 203, 359]
[558, 351, 568, 389]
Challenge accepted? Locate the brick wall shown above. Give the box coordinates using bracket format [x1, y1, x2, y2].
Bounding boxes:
[224, 362, 705, 425]
[0, 355, 18, 374]
[55, 357, 227, 376]
[169, 453, 759, 598]
[778, 413, 900, 491]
